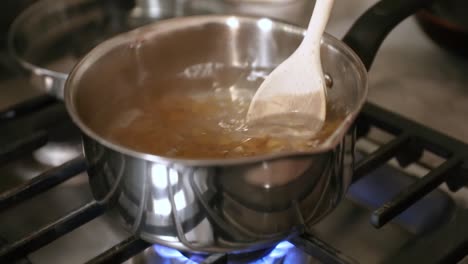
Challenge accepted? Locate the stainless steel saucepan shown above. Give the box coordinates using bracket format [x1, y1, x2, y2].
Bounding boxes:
[64, 0, 435, 254]
[7, 0, 182, 99]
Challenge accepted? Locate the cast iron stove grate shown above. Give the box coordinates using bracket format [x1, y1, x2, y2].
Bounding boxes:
[0, 95, 467, 264]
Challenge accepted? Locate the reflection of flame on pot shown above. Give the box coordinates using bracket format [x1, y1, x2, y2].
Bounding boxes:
[153, 240, 296, 263]
[152, 190, 187, 216]
[151, 164, 179, 189]
[151, 164, 189, 217]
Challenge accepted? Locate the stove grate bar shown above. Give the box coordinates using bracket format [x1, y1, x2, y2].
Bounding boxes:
[200, 253, 228, 264]
[290, 234, 358, 264]
[0, 102, 68, 137]
[0, 130, 48, 165]
[361, 103, 468, 159]
[353, 133, 410, 182]
[358, 103, 468, 228]
[371, 157, 462, 228]
[0, 102, 70, 165]
[443, 237, 468, 264]
[85, 236, 150, 264]
[0, 155, 87, 212]
[0, 95, 56, 123]
[0, 201, 105, 263]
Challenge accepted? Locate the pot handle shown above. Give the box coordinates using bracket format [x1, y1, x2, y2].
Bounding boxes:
[342, 0, 436, 71]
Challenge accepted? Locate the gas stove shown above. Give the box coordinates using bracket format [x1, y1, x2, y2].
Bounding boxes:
[1, 0, 468, 263]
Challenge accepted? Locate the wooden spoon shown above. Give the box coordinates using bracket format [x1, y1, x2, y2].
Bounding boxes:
[246, 0, 335, 135]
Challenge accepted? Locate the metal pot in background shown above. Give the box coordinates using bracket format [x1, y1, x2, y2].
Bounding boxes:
[187, 0, 314, 26]
[7, 0, 138, 99]
[64, 0, 436, 254]
[416, 0, 468, 57]
[0, 0, 37, 50]
[7, 0, 314, 100]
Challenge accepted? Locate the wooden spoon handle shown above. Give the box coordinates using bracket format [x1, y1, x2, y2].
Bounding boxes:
[303, 0, 335, 47]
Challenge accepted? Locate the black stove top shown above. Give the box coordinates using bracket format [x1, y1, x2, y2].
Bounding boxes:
[1, 92, 467, 263]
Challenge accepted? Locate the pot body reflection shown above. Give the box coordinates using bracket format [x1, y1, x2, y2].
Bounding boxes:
[84, 132, 354, 253]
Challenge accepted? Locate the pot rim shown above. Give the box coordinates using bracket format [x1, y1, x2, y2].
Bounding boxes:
[64, 14, 368, 167]
[7, 0, 91, 80]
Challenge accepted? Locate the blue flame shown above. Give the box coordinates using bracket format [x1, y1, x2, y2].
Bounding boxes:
[153, 241, 295, 263]
[153, 245, 197, 263]
[263, 241, 295, 259]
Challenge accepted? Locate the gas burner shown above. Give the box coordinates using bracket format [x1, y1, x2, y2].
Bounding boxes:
[132, 241, 317, 264]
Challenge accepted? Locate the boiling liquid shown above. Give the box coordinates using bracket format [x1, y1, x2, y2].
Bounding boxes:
[100, 97, 342, 159]
[88, 65, 344, 159]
